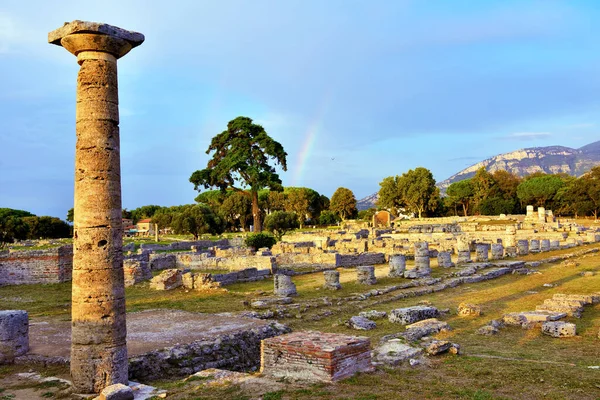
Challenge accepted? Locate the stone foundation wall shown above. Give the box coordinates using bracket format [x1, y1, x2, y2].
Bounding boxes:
[128, 322, 290, 381]
[337, 252, 386, 268]
[0, 246, 73, 286]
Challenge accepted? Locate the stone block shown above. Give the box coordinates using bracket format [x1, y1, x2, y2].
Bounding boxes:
[274, 274, 297, 297]
[541, 321, 576, 338]
[388, 254, 406, 277]
[260, 331, 374, 382]
[437, 251, 454, 268]
[98, 383, 134, 400]
[346, 316, 376, 331]
[389, 306, 440, 325]
[457, 303, 481, 317]
[149, 269, 182, 290]
[372, 339, 422, 366]
[425, 340, 452, 355]
[401, 318, 450, 341]
[323, 270, 341, 290]
[475, 244, 489, 262]
[356, 266, 376, 285]
[358, 310, 387, 320]
[0, 310, 29, 364]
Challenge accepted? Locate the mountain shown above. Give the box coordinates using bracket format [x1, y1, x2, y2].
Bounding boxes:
[356, 140, 600, 209]
[437, 140, 600, 191]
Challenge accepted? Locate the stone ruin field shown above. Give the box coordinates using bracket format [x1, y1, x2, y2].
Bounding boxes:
[1, 216, 600, 399]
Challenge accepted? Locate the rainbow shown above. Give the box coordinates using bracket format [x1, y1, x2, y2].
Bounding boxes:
[292, 89, 333, 186]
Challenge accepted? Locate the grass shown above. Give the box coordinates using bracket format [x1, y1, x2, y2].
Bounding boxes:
[1, 243, 599, 399]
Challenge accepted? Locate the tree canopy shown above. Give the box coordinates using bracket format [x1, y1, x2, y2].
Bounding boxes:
[397, 167, 438, 219]
[330, 187, 357, 220]
[190, 116, 287, 232]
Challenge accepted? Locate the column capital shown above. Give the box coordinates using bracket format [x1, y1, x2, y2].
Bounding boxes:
[48, 20, 144, 60]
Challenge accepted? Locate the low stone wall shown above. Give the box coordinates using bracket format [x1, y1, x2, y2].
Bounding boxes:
[128, 322, 290, 381]
[337, 252, 386, 268]
[0, 246, 73, 286]
[208, 268, 271, 286]
[140, 239, 230, 252]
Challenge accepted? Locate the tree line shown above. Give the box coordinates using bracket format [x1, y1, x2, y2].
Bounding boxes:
[376, 166, 600, 219]
[0, 208, 71, 247]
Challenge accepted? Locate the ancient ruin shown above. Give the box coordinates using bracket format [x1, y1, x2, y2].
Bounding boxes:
[48, 20, 144, 394]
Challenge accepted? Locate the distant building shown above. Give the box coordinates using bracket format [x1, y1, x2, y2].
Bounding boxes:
[136, 218, 155, 236]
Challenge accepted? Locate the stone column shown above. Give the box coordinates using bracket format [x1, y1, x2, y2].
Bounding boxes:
[437, 251, 454, 268]
[323, 270, 342, 290]
[490, 243, 504, 260]
[529, 239, 540, 253]
[455, 235, 471, 264]
[356, 266, 376, 285]
[550, 240, 560, 250]
[274, 274, 297, 296]
[517, 240, 529, 256]
[526, 205, 534, 220]
[388, 254, 406, 277]
[475, 244, 489, 262]
[538, 207, 546, 223]
[540, 239, 550, 252]
[49, 21, 144, 394]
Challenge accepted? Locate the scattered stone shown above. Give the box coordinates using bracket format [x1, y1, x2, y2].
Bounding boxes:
[389, 306, 440, 325]
[356, 266, 377, 285]
[274, 274, 297, 297]
[346, 316, 377, 331]
[409, 358, 421, 367]
[97, 383, 134, 400]
[150, 269, 182, 290]
[401, 318, 450, 341]
[477, 325, 498, 335]
[250, 297, 293, 309]
[373, 339, 423, 366]
[543, 283, 555, 288]
[359, 310, 387, 320]
[323, 270, 342, 290]
[449, 343, 461, 355]
[581, 271, 596, 277]
[457, 303, 482, 317]
[181, 271, 194, 290]
[426, 340, 452, 355]
[541, 321, 577, 338]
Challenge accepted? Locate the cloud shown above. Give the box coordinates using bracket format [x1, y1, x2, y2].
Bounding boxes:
[499, 132, 552, 141]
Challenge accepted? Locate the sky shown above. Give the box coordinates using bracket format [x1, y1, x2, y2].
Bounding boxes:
[1, 0, 599, 219]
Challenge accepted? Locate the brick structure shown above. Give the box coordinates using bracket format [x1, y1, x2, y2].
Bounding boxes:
[260, 331, 374, 382]
[0, 246, 72, 285]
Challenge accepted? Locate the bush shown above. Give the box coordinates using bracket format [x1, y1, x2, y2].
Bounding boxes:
[245, 232, 276, 250]
[319, 210, 340, 225]
[263, 211, 299, 240]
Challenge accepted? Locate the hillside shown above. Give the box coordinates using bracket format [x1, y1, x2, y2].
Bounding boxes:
[357, 140, 600, 210]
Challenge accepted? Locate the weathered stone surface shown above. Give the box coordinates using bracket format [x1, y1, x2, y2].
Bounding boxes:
[123, 259, 152, 287]
[97, 383, 133, 400]
[437, 251, 454, 268]
[346, 316, 377, 331]
[372, 339, 423, 366]
[475, 244, 489, 262]
[250, 297, 293, 309]
[517, 240, 529, 255]
[49, 19, 146, 392]
[150, 269, 183, 290]
[261, 331, 374, 382]
[401, 318, 450, 341]
[541, 321, 576, 338]
[389, 254, 406, 277]
[273, 274, 297, 297]
[0, 310, 29, 364]
[503, 311, 566, 328]
[356, 266, 376, 285]
[359, 310, 387, 320]
[477, 325, 499, 335]
[389, 306, 440, 325]
[490, 243, 504, 260]
[323, 270, 341, 290]
[425, 340, 452, 355]
[181, 271, 195, 289]
[457, 303, 482, 316]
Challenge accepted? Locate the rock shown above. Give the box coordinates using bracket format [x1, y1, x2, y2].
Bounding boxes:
[250, 297, 293, 309]
[358, 310, 387, 320]
[323, 270, 342, 290]
[477, 325, 498, 335]
[98, 383, 134, 400]
[357, 266, 377, 285]
[409, 358, 421, 367]
[149, 269, 182, 290]
[541, 321, 577, 338]
[401, 318, 450, 342]
[0, 310, 29, 364]
[426, 340, 452, 355]
[182, 271, 195, 289]
[346, 316, 376, 331]
[373, 339, 423, 366]
[449, 343, 461, 355]
[489, 319, 505, 329]
[457, 303, 482, 317]
[389, 306, 440, 325]
[274, 274, 297, 297]
[581, 271, 596, 277]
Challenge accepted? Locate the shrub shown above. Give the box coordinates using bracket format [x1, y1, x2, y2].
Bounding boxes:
[245, 232, 276, 250]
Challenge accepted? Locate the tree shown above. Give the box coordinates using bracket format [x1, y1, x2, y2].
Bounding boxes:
[357, 208, 377, 222]
[190, 116, 288, 233]
[263, 211, 299, 240]
[330, 187, 357, 220]
[471, 167, 499, 214]
[130, 205, 163, 223]
[397, 167, 438, 218]
[169, 204, 224, 239]
[319, 210, 340, 225]
[23, 216, 71, 239]
[517, 175, 566, 209]
[66, 208, 74, 223]
[446, 179, 474, 216]
[377, 176, 403, 215]
[220, 191, 252, 231]
[0, 215, 29, 247]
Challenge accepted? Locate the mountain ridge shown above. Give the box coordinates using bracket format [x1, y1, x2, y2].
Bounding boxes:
[356, 140, 600, 210]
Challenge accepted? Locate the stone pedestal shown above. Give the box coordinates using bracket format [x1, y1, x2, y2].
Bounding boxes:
[323, 270, 341, 290]
[437, 251, 454, 268]
[505, 246, 517, 258]
[540, 239, 550, 252]
[517, 240, 529, 256]
[490, 243, 504, 260]
[49, 20, 144, 394]
[525, 205, 535, 220]
[388, 254, 406, 277]
[406, 242, 431, 278]
[550, 240, 560, 250]
[475, 244, 489, 262]
[0, 310, 29, 364]
[274, 274, 297, 296]
[529, 239, 540, 253]
[455, 236, 471, 264]
[538, 207, 546, 223]
[356, 266, 376, 285]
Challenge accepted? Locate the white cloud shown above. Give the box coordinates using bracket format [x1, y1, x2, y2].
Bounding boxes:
[502, 132, 552, 140]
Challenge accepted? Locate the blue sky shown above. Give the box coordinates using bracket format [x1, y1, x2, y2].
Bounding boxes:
[1, 0, 599, 219]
